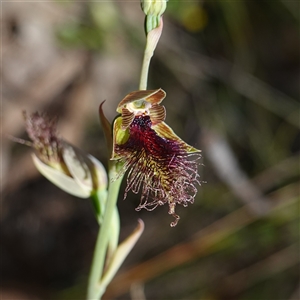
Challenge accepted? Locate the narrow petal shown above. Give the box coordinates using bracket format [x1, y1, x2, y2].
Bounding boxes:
[62, 142, 108, 193]
[32, 153, 90, 198]
[149, 104, 166, 125]
[121, 108, 135, 129]
[153, 121, 201, 153]
[99, 101, 113, 154]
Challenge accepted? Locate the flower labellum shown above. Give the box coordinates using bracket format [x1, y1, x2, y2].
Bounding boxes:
[111, 89, 201, 227]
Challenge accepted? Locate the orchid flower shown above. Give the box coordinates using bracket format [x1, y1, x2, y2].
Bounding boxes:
[22, 111, 107, 203]
[111, 89, 202, 227]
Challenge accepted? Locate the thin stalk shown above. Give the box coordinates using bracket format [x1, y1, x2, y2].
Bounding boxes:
[139, 40, 152, 90]
[87, 167, 123, 300]
[139, 17, 163, 90]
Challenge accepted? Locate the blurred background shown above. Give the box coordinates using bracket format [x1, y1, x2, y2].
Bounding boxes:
[1, 1, 299, 299]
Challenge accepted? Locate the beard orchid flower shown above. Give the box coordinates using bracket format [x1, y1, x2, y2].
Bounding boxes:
[111, 89, 202, 227]
[21, 112, 107, 201]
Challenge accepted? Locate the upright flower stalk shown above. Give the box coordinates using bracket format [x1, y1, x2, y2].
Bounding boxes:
[139, 18, 163, 90]
[87, 169, 123, 299]
[86, 104, 139, 300]
[88, 4, 169, 297]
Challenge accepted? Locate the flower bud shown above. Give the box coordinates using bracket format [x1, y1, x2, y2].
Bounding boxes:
[141, 0, 168, 33]
[141, 0, 167, 16]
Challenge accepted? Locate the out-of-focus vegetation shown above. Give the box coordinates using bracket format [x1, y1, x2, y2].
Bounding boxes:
[2, 1, 299, 299]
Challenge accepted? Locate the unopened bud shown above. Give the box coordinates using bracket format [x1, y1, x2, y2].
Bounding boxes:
[141, 0, 168, 33]
[141, 0, 167, 16]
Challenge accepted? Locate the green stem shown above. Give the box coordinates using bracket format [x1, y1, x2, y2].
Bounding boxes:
[139, 40, 152, 90]
[90, 190, 107, 224]
[139, 17, 163, 90]
[87, 167, 123, 300]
